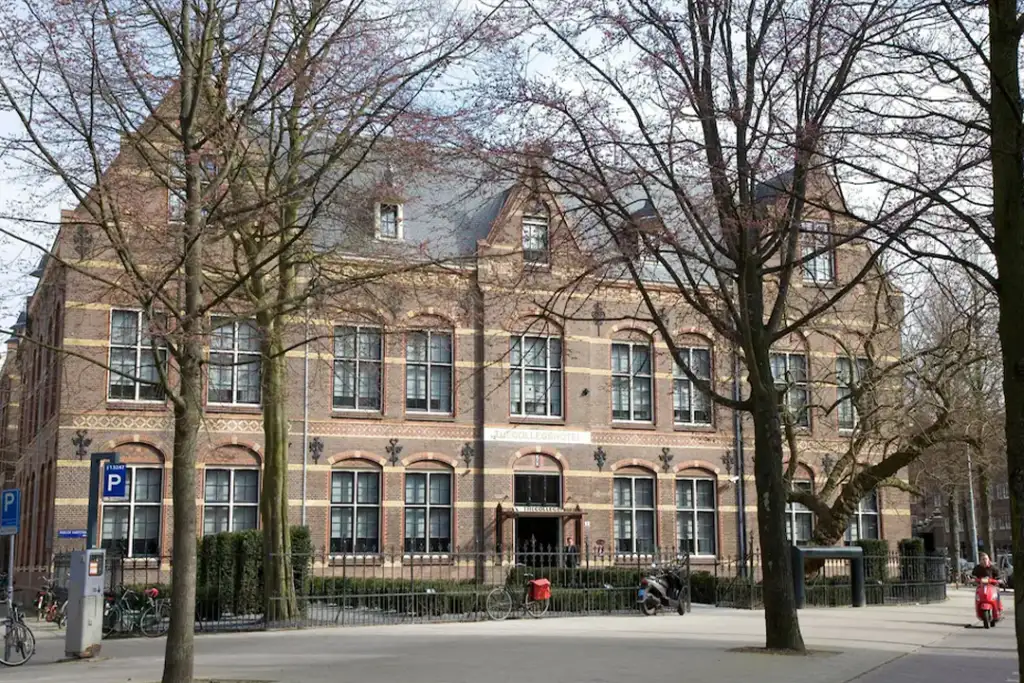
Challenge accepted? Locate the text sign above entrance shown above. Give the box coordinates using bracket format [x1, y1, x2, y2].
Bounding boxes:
[484, 428, 591, 445]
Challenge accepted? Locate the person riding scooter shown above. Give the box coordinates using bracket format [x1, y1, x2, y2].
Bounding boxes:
[973, 552, 1004, 611]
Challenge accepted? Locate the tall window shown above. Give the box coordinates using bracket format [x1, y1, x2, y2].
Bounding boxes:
[522, 216, 549, 264]
[612, 342, 653, 421]
[513, 473, 561, 507]
[203, 469, 259, 535]
[378, 203, 401, 240]
[995, 483, 1009, 500]
[109, 310, 166, 401]
[101, 467, 162, 557]
[845, 490, 880, 543]
[404, 471, 452, 553]
[208, 318, 261, 405]
[510, 335, 562, 417]
[677, 478, 716, 556]
[673, 348, 712, 425]
[770, 352, 810, 427]
[334, 326, 383, 411]
[614, 476, 656, 553]
[802, 221, 835, 284]
[837, 357, 870, 430]
[786, 480, 814, 545]
[406, 331, 452, 414]
[330, 470, 381, 553]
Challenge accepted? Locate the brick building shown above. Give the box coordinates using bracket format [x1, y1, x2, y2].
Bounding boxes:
[0, 130, 911, 577]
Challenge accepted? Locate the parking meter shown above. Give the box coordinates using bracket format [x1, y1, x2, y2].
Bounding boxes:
[65, 548, 106, 658]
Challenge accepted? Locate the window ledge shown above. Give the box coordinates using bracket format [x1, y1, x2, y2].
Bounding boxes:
[206, 404, 263, 415]
[673, 423, 716, 433]
[509, 416, 566, 426]
[331, 410, 384, 420]
[403, 413, 456, 423]
[105, 401, 168, 412]
[328, 554, 384, 566]
[402, 554, 454, 565]
[523, 261, 551, 271]
[610, 421, 657, 431]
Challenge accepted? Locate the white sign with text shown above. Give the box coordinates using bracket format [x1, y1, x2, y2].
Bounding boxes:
[483, 427, 591, 445]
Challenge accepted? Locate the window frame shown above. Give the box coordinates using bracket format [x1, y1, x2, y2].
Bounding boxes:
[845, 490, 880, 543]
[770, 352, 810, 428]
[509, 334, 563, 418]
[405, 330, 453, 415]
[786, 480, 815, 546]
[108, 309, 167, 403]
[333, 325, 384, 412]
[613, 475, 657, 555]
[100, 465, 163, 558]
[837, 356, 870, 431]
[673, 347, 713, 426]
[675, 477, 717, 557]
[207, 317, 262, 406]
[202, 467, 260, 536]
[522, 214, 550, 265]
[801, 220, 835, 284]
[330, 469, 382, 555]
[376, 202, 403, 241]
[403, 470, 453, 555]
[611, 340, 654, 423]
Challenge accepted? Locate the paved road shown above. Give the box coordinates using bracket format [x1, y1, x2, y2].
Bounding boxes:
[6, 588, 1018, 683]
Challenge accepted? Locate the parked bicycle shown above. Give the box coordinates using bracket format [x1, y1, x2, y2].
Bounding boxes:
[35, 577, 67, 628]
[103, 587, 169, 638]
[1, 601, 35, 667]
[485, 567, 551, 620]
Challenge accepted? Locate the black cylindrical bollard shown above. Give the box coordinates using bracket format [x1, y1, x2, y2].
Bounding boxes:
[851, 556, 866, 607]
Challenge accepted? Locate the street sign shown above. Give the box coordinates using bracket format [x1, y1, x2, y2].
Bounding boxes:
[103, 463, 127, 499]
[57, 529, 87, 539]
[0, 489, 20, 535]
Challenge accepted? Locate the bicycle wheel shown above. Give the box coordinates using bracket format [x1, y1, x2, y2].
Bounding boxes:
[55, 601, 68, 630]
[525, 596, 550, 618]
[140, 603, 170, 638]
[0, 621, 35, 667]
[485, 588, 513, 621]
[102, 604, 121, 638]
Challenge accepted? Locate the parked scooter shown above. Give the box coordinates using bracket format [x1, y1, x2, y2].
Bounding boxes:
[637, 563, 687, 616]
[976, 576, 1004, 629]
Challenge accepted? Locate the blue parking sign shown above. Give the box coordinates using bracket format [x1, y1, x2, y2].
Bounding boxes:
[0, 489, 20, 535]
[103, 464, 127, 499]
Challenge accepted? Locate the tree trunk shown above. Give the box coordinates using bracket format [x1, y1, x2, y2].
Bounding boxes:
[751, 393, 805, 651]
[260, 325, 295, 623]
[161, 347, 201, 683]
[979, 467, 993, 556]
[947, 488, 961, 575]
[988, 0, 1024, 672]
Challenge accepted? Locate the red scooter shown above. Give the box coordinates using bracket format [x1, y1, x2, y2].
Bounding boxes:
[975, 577, 1004, 629]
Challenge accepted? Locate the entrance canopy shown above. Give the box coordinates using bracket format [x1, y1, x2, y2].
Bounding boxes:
[496, 502, 586, 552]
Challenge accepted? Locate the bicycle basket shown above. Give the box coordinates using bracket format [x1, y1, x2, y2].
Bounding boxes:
[529, 578, 551, 601]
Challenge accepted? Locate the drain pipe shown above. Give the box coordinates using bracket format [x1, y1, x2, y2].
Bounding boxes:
[733, 348, 747, 574]
[301, 308, 310, 526]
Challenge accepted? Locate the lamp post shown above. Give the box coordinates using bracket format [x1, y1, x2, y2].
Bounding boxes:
[72, 430, 92, 460]
[593, 447, 607, 472]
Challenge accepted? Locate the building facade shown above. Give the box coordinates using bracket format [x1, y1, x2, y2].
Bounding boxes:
[0, 137, 912, 577]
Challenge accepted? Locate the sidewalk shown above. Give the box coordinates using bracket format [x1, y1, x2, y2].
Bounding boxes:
[5, 589, 1010, 683]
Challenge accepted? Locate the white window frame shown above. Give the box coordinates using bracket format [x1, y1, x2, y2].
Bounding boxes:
[403, 471, 453, 555]
[837, 357, 869, 431]
[673, 347, 712, 426]
[995, 483, 1009, 500]
[676, 478, 717, 557]
[509, 335, 563, 418]
[612, 341, 653, 422]
[208, 317, 262, 405]
[801, 220, 835, 284]
[405, 331, 453, 414]
[375, 202, 403, 240]
[786, 480, 814, 545]
[330, 470, 382, 555]
[202, 468, 260, 535]
[614, 475, 657, 555]
[845, 490, 880, 543]
[108, 309, 167, 403]
[770, 352, 810, 428]
[100, 466, 163, 558]
[333, 325, 384, 412]
[522, 215, 550, 265]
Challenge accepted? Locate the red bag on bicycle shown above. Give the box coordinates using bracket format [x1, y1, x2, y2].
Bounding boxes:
[529, 578, 551, 601]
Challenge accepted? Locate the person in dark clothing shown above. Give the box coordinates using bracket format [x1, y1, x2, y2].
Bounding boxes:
[973, 552, 1003, 612]
[563, 536, 580, 569]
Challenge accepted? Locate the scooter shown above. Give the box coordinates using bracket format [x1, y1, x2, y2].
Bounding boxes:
[975, 576, 1004, 629]
[637, 564, 687, 616]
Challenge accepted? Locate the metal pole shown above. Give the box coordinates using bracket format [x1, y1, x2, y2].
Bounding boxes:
[6, 535, 13, 607]
[966, 448, 979, 565]
[86, 452, 120, 550]
[301, 309, 310, 526]
[733, 349, 746, 575]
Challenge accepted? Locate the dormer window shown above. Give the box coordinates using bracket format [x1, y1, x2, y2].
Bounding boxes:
[523, 215, 549, 265]
[801, 220, 835, 284]
[377, 203, 402, 240]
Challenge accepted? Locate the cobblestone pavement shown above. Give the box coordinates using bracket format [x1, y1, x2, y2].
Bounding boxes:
[4, 588, 1013, 683]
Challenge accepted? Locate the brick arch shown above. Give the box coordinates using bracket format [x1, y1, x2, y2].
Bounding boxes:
[328, 450, 387, 468]
[402, 451, 459, 469]
[672, 459, 721, 476]
[403, 309, 456, 327]
[784, 459, 819, 483]
[103, 439, 167, 464]
[203, 442, 262, 467]
[672, 329, 714, 346]
[505, 313, 563, 336]
[609, 458, 659, 474]
[507, 446, 568, 471]
[609, 324, 657, 338]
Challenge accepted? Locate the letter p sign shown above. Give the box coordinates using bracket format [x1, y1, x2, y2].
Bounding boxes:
[104, 463, 127, 499]
[0, 489, 20, 535]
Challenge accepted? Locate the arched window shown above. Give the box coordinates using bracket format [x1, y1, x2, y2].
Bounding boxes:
[510, 321, 563, 418]
[404, 463, 453, 554]
[331, 461, 381, 554]
[676, 475, 716, 556]
[612, 331, 653, 422]
[786, 477, 814, 545]
[522, 204, 549, 265]
[673, 342, 712, 426]
[845, 490, 880, 543]
[770, 349, 810, 428]
[209, 317, 261, 405]
[614, 467, 656, 553]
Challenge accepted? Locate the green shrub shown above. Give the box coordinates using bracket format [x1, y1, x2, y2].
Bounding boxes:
[290, 526, 313, 599]
[899, 538, 926, 582]
[856, 539, 890, 582]
[233, 529, 263, 615]
[689, 571, 717, 604]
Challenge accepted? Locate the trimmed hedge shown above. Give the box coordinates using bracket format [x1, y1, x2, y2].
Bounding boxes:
[899, 538, 926, 581]
[856, 540, 889, 582]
